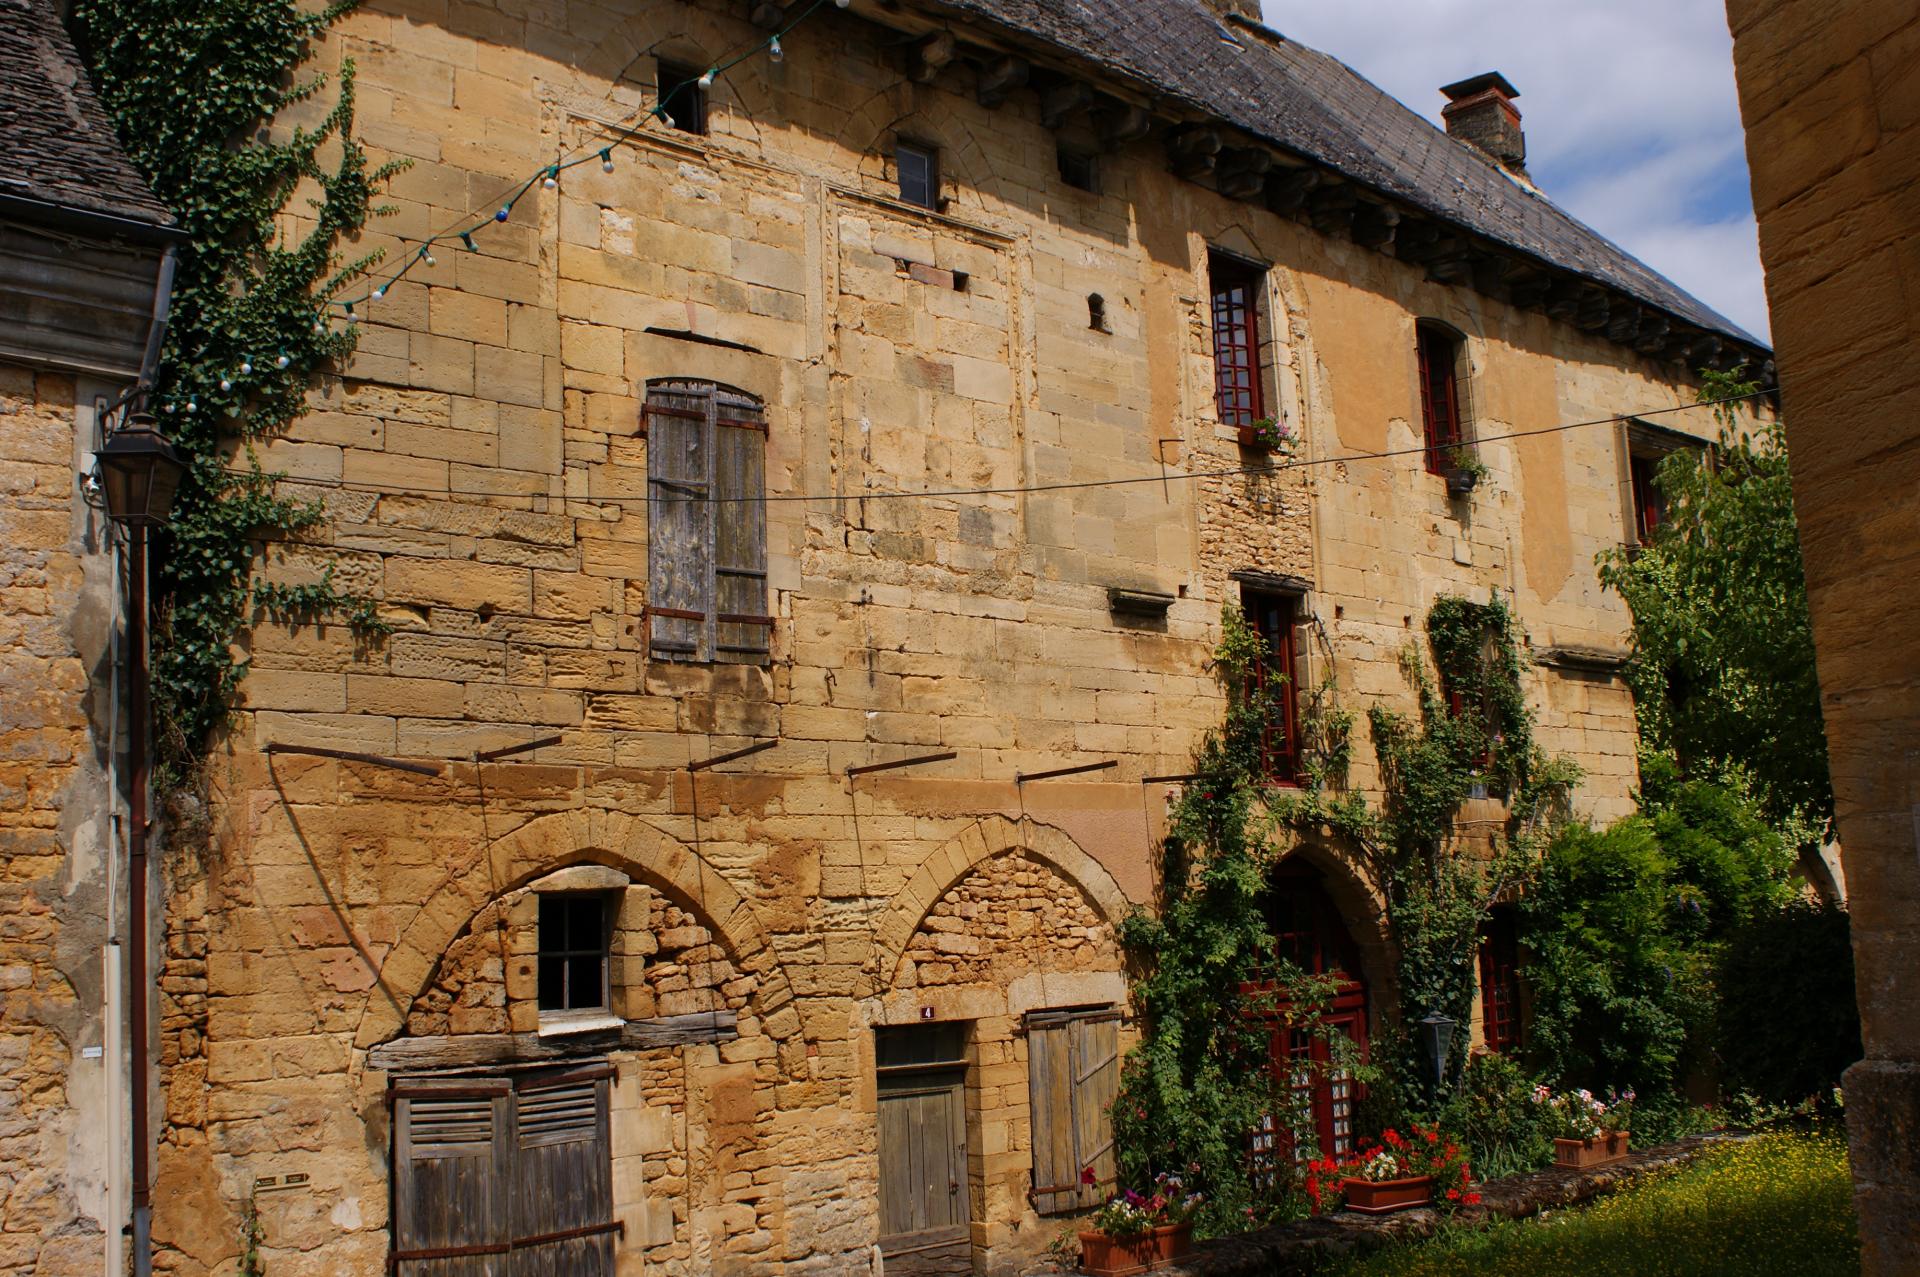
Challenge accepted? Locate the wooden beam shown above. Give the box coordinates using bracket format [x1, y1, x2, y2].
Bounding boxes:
[1607, 301, 1642, 344]
[1041, 81, 1094, 129]
[1349, 200, 1401, 250]
[367, 1011, 740, 1071]
[1632, 312, 1672, 355]
[909, 30, 956, 84]
[975, 54, 1027, 108]
[1575, 287, 1612, 333]
[1096, 102, 1154, 146]
[1308, 183, 1358, 236]
[1263, 165, 1320, 214]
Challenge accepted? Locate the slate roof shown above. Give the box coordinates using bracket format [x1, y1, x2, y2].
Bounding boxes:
[930, 0, 1762, 348]
[0, 0, 172, 227]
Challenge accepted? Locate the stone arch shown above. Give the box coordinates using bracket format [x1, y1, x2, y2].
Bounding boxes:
[1270, 841, 1397, 1017]
[873, 816, 1130, 983]
[567, 9, 780, 147]
[356, 808, 799, 1051]
[833, 88, 1005, 212]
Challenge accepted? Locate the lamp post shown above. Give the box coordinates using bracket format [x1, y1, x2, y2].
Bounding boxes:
[1420, 1011, 1458, 1094]
[96, 410, 185, 1277]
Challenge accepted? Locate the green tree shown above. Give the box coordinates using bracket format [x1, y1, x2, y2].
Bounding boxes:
[1598, 371, 1830, 831]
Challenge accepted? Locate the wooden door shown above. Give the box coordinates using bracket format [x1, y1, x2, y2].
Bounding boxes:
[1027, 1008, 1121, 1213]
[392, 1081, 512, 1276]
[510, 1067, 617, 1277]
[876, 1025, 971, 1276]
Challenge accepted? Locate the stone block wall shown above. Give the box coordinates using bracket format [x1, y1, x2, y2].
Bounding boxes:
[1728, 1, 1920, 1271]
[146, 0, 1735, 1272]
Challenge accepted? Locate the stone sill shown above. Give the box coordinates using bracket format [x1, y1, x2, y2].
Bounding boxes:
[1021, 1129, 1761, 1276]
[537, 1011, 624, 1037]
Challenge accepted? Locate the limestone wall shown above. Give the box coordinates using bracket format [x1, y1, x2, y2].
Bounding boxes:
[0, 365, 121, 1274]
[152, 0, 1737, 1272]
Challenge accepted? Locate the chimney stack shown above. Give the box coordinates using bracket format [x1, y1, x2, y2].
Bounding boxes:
[1440, 72, 1526, 174]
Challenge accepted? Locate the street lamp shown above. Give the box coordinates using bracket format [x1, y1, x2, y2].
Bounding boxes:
[96, 408, 184, 1277]
[1420, 1011, 1458, 1091]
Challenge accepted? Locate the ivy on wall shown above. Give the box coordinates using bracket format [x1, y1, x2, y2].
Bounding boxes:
[74, 0, 400, 779]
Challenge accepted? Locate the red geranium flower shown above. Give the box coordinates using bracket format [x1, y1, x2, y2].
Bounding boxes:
[1081, 1166, 1097, 1186]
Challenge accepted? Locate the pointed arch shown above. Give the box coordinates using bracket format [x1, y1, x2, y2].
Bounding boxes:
[355, 809, 799, 1051]
[873, 815, 1130, 983]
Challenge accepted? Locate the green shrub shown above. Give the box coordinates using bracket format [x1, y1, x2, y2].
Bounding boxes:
[1434, 1053, 1550, 1180]
[1716, 902, 1860, 1103]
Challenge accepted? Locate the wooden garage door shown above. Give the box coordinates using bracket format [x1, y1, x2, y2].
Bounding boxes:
[391, 1067, 617, 1277]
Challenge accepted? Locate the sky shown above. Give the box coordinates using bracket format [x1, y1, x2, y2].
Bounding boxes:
[1261, 0, 1772, 341]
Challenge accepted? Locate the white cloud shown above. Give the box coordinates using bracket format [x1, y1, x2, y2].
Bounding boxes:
[1260, 0, 1771, 339]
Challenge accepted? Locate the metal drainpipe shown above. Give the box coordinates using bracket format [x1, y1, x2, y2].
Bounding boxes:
[127, 523, 152, 1277]
[105, 519, 125, 1277]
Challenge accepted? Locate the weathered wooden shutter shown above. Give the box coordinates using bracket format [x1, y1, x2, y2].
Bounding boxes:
[711, 388, 771, 662]
[645, 380, 714, 660]
[644, 380, 769, 662]
[1027, 1007, 1120, 1214]
[392, 1081, 512, 1274]
[510, 1067, 617, 1277]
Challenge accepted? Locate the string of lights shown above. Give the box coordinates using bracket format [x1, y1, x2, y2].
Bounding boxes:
[180, 0, 846, 413]
[221, 389, 1773, 507]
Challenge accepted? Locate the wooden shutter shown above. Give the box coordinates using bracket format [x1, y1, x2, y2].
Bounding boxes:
[392, 1081, 512, 1274]
[1027, 1008, 1120, 1215]
[644, 380, 769, 663]
[645, 381, 714, 660]
[711, 388, 771, 662]
[510, 1067, 616, 1277]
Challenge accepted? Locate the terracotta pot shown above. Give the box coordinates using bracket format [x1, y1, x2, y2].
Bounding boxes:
[1340, 1174, 1436, 1214]
[1607, 1130, 1630, 1159]
[1553, 1136, 1617, 1169]
[1237, 424, 1276, 451]
[1077, 1229, 1156, 1276]
[1151, 1221, 1194, 1263]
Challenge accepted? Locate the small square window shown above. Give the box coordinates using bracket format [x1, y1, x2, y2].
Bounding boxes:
[657, 60, 708, 135]
[1057, 146, 1098, 192]
[896, 141, 940, 210]
[538, 894, 609, 1013]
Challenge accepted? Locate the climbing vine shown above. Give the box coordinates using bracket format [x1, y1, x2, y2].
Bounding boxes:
[74, 0, 401, 781]
[1112, 607, 1360, 1232]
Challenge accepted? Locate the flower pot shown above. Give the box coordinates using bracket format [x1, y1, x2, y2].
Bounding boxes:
[1445, 467, 1478, 496]
[1237, 424, 1278, 452]
[1553, 1136, 1617, 1169]
[1077, 1230, 1156, 1276]
[1340, 1174, 1435, 1214]
[1151, 1222, 1194, 1264]
[1607, 1130, 1630, 1160]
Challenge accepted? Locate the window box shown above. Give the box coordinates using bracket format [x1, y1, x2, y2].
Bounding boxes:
[1339, 1174, 1435, 1214]
[1553, 1136, 1626, 1170]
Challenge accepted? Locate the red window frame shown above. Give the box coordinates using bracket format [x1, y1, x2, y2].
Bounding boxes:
[1478, 907, 1522, 1054]
[1417, 323, 1464, 474]
[1210, 255, 1265, 427]
[1629, 453, 1667, 544]
[1243, 588, 1301, 784]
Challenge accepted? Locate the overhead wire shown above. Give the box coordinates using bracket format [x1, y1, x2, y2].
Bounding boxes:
[220, 388, 1775, 507]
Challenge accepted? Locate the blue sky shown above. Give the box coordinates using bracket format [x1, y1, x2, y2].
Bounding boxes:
[1262, 0, 1771, 341]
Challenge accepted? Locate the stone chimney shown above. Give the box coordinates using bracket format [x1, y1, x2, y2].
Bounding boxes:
[1440, 72, 1526, 174]
[1201, 0, 1263, 23]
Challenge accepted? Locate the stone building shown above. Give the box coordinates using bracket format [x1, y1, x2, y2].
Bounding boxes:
[0, 1, 181, 1273]
[1726, 2, 1919, 1273]
[95, 0, 1769, 1274]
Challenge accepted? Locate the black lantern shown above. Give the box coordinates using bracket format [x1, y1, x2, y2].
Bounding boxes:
[96, 412, 186, 527]
[1420, 1011, 1458, 1090]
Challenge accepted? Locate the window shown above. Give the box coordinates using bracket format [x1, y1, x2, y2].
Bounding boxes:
[1622, 420, 1707, 547]
[1087, 293, 1108, 332]
[1209, 253, 1266, 427]
[537, 894, 609, 1013]
[1629, 453, 1666, 543]
[1026, 1008, 1120, 1214]
[1478, 907, 1522, 1054]
[1242, 586, 1301, 782]
[656, 59, 708, 135]
[1416, 321, 1466, 474]
[644, 379, 771, 664]
[1057, 145, 1097, 192]
[895, 140, 940, 209]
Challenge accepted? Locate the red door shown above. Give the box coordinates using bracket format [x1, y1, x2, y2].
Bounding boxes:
[1249, 866, 1369, 1164]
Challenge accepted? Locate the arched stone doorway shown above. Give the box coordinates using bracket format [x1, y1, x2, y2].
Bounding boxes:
[1254, 859, 1372, 1163]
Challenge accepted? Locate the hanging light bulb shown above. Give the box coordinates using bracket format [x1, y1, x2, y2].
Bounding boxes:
[421, 247, 436, 266]
[219, 378, 232, 391]
[372, 285, 386, 299]
[835, 0, 849, 7]
[185, 398, 197, 412]
[769, 35, 783, 62]
[344, 303, 358, 324]
[543, 166, 559, 190]
[314, 316, 327, 334]
[599, 149, 615, 173]
[698, 68, 716, 88]
[495, 206, 511, 222]
[240, 360, 252, 375]
[276, 354, 291, 369]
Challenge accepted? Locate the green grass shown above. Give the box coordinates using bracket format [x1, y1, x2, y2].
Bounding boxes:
[1328, 1127, 1859, 1277]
